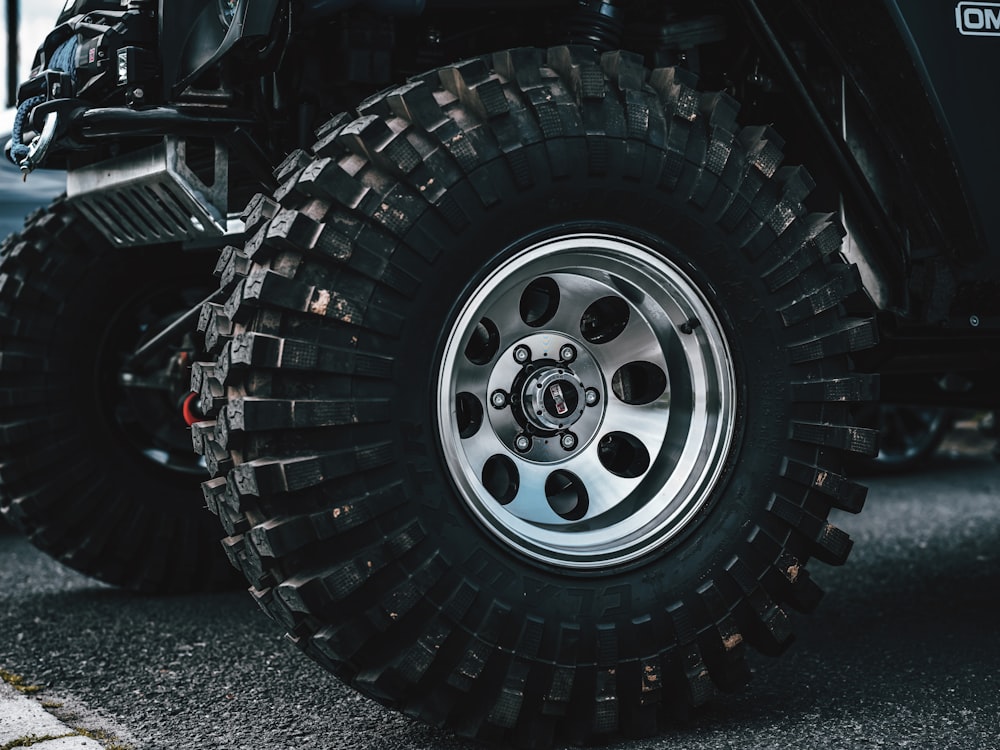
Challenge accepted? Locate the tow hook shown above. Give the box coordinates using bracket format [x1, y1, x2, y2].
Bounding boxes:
[18, 110, 60, 179]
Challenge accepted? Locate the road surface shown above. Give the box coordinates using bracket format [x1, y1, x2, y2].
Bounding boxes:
[1, 429, 998, 749]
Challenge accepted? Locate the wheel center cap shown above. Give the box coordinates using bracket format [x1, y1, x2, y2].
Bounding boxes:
[484, 331, 606, 462]
[523, 367, 585, 430]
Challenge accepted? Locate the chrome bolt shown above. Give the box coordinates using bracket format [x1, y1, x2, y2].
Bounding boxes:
[133, 87, 145, 99]
[514, 434, 532, 453]
[559, 344, 577, 363]
[585, 388, 600, 406]
[513, 345, 531, 364]
[560, 432, 577, 451]
[970, 315, 980, 327]
[490, 390, 508, 409]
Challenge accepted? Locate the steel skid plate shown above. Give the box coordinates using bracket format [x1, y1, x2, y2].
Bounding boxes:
[67, 136, 229, 248]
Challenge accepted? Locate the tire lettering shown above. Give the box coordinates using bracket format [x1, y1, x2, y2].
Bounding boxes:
[599, 584, 633, 617]
[523, 576, 561, 602]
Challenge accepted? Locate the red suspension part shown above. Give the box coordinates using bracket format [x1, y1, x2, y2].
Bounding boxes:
[182, 392, 200, 426]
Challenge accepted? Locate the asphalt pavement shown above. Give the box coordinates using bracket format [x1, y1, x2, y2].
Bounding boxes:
[1, 430, 999, 750]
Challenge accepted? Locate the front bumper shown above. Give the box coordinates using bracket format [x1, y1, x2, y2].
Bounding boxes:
[6, 102, 254, 248]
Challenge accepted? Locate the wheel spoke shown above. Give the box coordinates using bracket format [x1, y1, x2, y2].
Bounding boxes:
[562, 448, 642, 518]
[460, 425, 510, 475]
[480, 285, 536, 342]
[590, 315, 664, 372]
[543, 274, 617, 341]
[503, 461, 564, 524]
[602, 398, 669, 449]
[452, 359, 492, 396]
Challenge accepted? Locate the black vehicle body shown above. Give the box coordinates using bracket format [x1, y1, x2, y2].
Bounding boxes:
[10, 0, 1000, 404]
[4, 0, 999, 744]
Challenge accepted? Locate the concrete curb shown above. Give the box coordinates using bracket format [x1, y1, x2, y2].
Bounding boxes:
[0, 678, 103, 749]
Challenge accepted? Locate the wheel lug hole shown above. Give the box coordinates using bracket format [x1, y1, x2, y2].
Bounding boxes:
[585, 388, 600, 407]
[560, 432, 577, 451]
[513, 345, 531, 364]
[490, 390, 508, 409]
[559, 344, 576, 363]
[514, 434, 532, 453]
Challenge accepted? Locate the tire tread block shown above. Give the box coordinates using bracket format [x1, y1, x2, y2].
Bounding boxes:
[783, 459, 869, 513]
[229, 443, 395, 496]
[791, 374, 879, 404]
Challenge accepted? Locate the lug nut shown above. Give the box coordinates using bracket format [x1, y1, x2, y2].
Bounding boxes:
[559, 344, 577, 363]
[514, 434, 532, 453]
[513, 345, 531, 364]
[585, 388, 600, 406]
[560, 432, 578, 451]
[490, 390, 508, 409]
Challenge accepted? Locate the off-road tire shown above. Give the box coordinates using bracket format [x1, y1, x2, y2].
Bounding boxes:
[193, 47, 878, 745]
[0, 199, 236, 592]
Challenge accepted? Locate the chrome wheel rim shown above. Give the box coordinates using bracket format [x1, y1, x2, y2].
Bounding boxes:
[437, 233, 737, 568]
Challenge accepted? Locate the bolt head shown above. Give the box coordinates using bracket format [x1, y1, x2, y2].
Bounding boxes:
[515, 435, 531, 452]
[514, 345, 531, 363]
[585, 388, 600, 406]
[560, 433, 577, 450]
[490, 391, 508, 409]
[559, 344, 576, 363]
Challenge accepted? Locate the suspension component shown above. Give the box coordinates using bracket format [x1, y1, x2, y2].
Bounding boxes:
[567, 0, 625, 52]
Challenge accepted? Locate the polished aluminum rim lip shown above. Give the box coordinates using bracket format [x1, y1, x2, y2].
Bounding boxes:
[437, 233, 737, 569]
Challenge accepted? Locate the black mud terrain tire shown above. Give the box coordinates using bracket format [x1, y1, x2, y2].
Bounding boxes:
[0, 199, 236, 592]
[193, 48, 878, 745]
